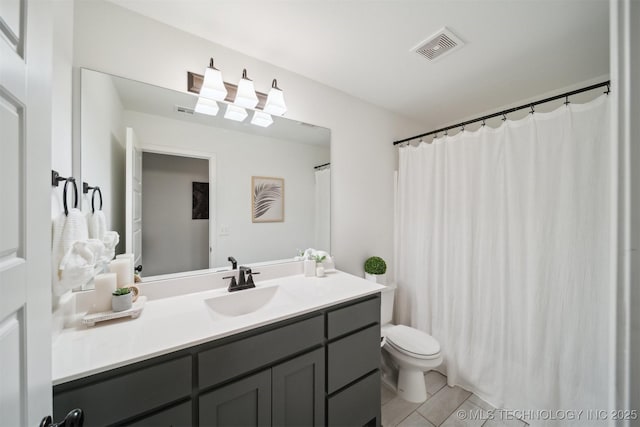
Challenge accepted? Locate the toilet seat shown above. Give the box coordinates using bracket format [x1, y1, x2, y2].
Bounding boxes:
[386, 325, 441, 360]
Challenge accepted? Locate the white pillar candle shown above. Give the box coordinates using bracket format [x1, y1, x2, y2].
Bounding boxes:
[116, 253, 135, 283]
[92, 273, 117, 313]
[109, 259, 132, 288]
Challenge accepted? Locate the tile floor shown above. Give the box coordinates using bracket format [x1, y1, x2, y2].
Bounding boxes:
[381, 371, 529, 427]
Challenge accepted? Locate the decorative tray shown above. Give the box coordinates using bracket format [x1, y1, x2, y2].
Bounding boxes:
[82, 296, 147, 327]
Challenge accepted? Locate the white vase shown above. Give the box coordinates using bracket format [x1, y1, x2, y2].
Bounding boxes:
[316, 265, 325, 277]
[112, 292, 133, 312]
[365, 272, 386, 285]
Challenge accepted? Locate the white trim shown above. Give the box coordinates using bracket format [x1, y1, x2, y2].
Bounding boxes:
[139, 143, 217, 269]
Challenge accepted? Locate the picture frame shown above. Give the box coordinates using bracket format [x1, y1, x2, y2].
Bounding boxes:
[192, 182, 209, 219]
[251, 176, 284, 223]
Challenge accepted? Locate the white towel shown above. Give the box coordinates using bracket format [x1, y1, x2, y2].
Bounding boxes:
[57, 240, 105, 295]
[52, 208, 91, 295]
[88, 211, 107, 240]
[99, 231, 120, 264]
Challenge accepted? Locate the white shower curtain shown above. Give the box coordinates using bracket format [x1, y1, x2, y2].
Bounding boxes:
[315, 167, 331, 252]
[395, 95, 612, 421]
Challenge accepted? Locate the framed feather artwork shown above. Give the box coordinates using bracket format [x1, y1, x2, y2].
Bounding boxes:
[251, 176, 284, 223]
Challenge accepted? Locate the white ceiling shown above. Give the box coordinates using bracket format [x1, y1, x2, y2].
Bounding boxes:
[107, 0, 609, 127]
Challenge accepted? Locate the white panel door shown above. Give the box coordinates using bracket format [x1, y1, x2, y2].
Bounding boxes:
[125, 127, 143, 269]
[0, 0, 54, 425]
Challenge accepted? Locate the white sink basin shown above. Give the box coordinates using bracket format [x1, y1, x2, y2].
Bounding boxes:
[204, 286, 281, 317]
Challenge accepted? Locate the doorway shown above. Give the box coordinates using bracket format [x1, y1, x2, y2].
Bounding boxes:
[141, 152, 212, 276]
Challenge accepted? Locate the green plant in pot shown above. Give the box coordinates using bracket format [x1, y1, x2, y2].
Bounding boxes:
[364, 256, 387, 284]
[112, 287, 133, 312]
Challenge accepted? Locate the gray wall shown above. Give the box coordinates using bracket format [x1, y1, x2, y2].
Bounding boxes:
[142, 152, 209, 276]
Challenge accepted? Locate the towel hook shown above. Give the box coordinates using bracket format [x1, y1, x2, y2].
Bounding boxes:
[91, 187, 103, 214]
[62, 178, 78, 216]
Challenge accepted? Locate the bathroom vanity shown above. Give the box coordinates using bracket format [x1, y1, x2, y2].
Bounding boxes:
[53, 270, 383, 426]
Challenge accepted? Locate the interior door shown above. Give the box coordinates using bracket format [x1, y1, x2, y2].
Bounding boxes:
[0, 0, 54, 425]
[125, 127, 143, 269]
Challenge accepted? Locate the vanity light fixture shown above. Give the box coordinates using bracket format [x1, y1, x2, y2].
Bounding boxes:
[263, 79, 287, 116]
[224, 104, 248, 122]
[234, 69, 259, 109]
[199, 58, 228, 101]
[250, 111, 273, 128]
[194, 97, 219, 116]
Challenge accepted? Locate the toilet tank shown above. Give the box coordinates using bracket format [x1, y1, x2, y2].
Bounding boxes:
[380, 284, 396, 325]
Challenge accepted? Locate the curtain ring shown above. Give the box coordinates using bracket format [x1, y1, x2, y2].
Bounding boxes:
[62, 178, 78, 216]
[502, 113, 507, 121]
[444, 129, 448, 136]
[91, 187, 103, 214]
[460, 125, 465, 132]
[564, 95, 570, 106]
[605, 84, 610, 95]
[481, 119, 486, 127]
[529, 105, 535, 115]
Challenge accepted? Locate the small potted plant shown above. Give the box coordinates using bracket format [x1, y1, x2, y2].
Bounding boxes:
[364, 256, 387, 284]
[112, 287, 133, 312]
[314, 254, 326, 277]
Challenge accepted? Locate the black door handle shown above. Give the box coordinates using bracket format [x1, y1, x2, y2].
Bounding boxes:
[40, 409, 84, 427]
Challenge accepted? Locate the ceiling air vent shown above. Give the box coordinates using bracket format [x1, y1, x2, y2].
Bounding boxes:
[175, 105, 194, 115]
[412, 27, 464, 62]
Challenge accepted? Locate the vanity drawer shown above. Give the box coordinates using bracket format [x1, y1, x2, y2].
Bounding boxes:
[327, 295, 380, 339]
[53, 356, 191, 426]
[328, 370, 381, 427]
[123, 400, 191, 426]
[327, 324, 380, 393]
[198, 314, 324, 389]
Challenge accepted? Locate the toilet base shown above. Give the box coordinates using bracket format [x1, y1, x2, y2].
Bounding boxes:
[397, 369, 427, 403]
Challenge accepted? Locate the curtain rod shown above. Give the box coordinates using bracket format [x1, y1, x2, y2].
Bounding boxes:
[393, 80, 611, 146]
[314, 162, 330, 170]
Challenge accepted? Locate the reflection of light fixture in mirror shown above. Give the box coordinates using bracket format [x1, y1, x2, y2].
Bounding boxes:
[200, 58, 228, 101]
[194, 97, 219, 116]
[263, 79, 287, 116]
[234, 69, 259, 109]
[224, 104, 248, 122]
[251, 111, 273, 127]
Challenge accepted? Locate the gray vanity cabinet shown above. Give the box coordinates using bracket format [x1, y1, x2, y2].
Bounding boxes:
[199, 348, 324, 427]
[53, 293, 380, 426]
[200, 370, 272, 426]
[272, 348, 325, 426]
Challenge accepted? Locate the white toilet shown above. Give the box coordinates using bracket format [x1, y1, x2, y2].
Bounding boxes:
[380, 284, 443, 403]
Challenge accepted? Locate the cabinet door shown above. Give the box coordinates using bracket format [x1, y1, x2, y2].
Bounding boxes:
[272, 348, 325, 427]
[199, 370, 271, 427]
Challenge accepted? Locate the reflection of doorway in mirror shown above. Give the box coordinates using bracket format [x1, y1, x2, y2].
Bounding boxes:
[140, 149, 215, 276]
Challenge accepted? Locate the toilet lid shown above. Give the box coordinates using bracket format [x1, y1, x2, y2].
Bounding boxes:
[386, 325, 441, 359]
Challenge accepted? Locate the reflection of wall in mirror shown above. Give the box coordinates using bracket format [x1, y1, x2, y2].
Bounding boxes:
[124, 110, 329, 267]
[80, 70, 126, 254]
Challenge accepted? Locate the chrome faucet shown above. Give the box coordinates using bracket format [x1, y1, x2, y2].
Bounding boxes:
[223, 266, 260, 292]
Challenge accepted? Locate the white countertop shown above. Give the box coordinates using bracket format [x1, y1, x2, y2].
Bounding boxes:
[52, 271, 385, 385]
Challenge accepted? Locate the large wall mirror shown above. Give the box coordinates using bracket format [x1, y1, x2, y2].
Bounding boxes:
[79, 68, 330, 280]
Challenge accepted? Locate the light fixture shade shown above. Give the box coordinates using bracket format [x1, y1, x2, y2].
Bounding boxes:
[251, 111, 273, 128]
[263, 79, 287, 116]
[194, 97, 219, 116]
[200, 58, 228, 101]
[234, 69, 259, 109]
[224, 104, 248, 122]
